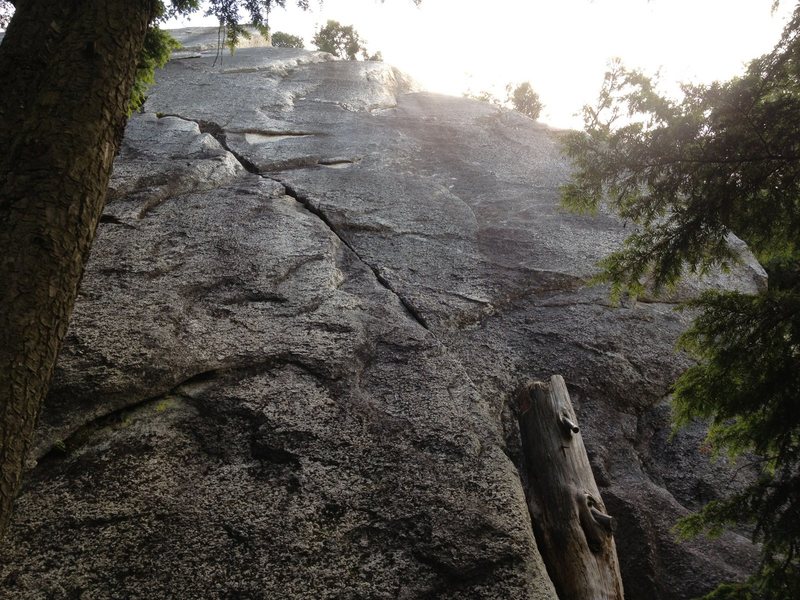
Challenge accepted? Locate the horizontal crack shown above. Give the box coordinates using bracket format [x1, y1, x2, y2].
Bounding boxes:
[36, 391, 179, 464]
[36, 354, 328, 463]
[155, 114, 262, 175]
[176, 353, 328, 394]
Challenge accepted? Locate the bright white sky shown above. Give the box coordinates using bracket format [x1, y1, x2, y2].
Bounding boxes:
[164, 0, 795, 128]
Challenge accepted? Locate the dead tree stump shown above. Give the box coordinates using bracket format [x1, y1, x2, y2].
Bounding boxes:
[517, 375, 624, 600]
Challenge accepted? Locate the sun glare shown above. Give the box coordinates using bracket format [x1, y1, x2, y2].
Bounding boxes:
[165, 0, 795, 129]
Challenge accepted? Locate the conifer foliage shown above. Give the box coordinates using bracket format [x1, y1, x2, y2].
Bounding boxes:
[562, 8, 800, 599]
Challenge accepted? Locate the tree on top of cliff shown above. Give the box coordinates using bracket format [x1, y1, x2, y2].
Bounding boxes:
[463, 82, 544, 120]
[312, 19, 379, 60]
[562, 6, 800, 598]
[271, 31, 305, 48]
[463, 88, 503, 105]
[0, 0, 418, 542]
[506, 82, 543, 120]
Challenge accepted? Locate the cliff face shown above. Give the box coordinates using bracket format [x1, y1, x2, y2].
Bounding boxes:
[1, 44, 765, 598]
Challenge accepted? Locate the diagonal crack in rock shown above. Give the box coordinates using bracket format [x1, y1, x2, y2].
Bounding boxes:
[169, 113, 432, 333]
[274, 179, 430, 332]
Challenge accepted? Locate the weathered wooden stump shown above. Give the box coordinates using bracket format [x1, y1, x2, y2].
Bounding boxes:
[517, 375, 624, 600]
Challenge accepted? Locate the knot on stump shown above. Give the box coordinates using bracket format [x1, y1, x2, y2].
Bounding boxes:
[579, 492, 617, 553]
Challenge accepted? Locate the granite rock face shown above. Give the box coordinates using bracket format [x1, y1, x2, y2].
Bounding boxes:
[0, 46, 765, 599]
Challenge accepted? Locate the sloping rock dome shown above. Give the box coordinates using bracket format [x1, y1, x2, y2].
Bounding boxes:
[0, 44, 764, 599]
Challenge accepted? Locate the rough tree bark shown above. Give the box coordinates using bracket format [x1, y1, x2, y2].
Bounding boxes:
[517, 375, 624, 600]
[0, 0, 156, 538]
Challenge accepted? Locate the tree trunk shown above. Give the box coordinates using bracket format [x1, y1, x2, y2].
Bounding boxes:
[517, 375, 624, 600]
[0, 0, 156, 538]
